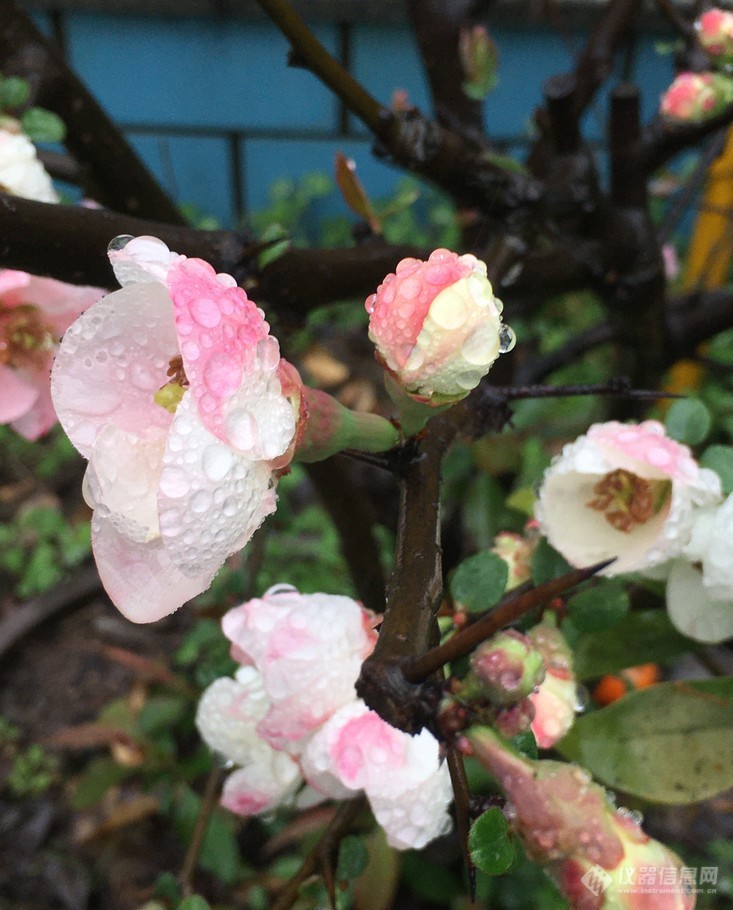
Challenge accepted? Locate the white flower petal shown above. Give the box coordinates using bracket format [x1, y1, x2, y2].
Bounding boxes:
[667, 560, 733, 644]
[158, 392, 276, 578]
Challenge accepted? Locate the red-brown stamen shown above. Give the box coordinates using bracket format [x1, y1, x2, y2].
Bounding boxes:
[586, 468, 657, 533]
[165, 354, 189, 387]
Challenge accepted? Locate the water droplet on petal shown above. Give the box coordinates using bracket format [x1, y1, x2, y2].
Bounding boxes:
[499, 324, 516, 353]
[108, 234, 134, 253]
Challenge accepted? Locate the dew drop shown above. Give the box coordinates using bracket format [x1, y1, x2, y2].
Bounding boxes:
[190, 296, 221, 328]
[191, 490, 213, 513]
[365, 293, 377, 314]
[498, 325, 516, 353]
[107, 234, 134, 253]
[574, 686, 590, 713]
[202, 444, 234, 482]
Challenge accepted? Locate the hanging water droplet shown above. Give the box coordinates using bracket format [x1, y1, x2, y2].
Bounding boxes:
[498, 324, 516, 353]
[108, 234, 134, 253]
[574, 685, 590, 713]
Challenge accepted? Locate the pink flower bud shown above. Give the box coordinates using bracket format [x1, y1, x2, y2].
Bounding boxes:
[527, 620, 577, 748]
[463, 727, 695, 910]
[469, 629, 545, 706]
[491, 529, 537, 590]
[697, 8, 733, 62]
[459, 25, 499, 100]
[365, 249, 513, 407]
[660, 72, 732, 122]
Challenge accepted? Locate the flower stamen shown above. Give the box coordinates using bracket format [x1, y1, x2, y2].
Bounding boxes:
[0, 304, 55, 370]
[587, 469, 670, 533]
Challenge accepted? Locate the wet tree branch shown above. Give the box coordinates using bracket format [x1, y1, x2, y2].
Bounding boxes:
[0, 0, 185, 223]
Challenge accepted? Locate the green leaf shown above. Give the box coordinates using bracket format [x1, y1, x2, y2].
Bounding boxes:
[177, 897, 212, 910]
[530, 538, 572, 587]
[469, 806, 515, 875]
[664, 398, 712, 446]
[701, 444, 733, 495]
[450, 551, 509, 613]
[336, 834, 369, 881]
[0, 76, 30, 109]
[566, 581, 629, 633]
[510, 730, 538, 761]
[71, 756, 130, 809]
[558, 678, 733, 803]
[139, 696, 188, 736]
[572, 609, 693, 681]
[20, 107, 66, 142]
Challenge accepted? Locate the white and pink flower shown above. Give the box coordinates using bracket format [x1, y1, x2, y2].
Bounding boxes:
[222, 585, 378, 751]
[535, 420, 721, 575]
[301, 699, 453, 850]
[365, 249, 511, 405]
[51, 236, 299, 622]
[196, 585, 453, 851]
[0, 124, 58, 203]
[0, 270, 102, 440]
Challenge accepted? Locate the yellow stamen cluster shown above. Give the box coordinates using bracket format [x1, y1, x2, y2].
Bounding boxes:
[587, 468, 670, 533]
[154, 355, 189, 413]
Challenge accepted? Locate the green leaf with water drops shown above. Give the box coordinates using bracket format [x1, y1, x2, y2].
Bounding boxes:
[664, 398, 712, 446]
[469, 806, 514, 875]
[450, 551, 509, 613]
[557, 678, 733, 803]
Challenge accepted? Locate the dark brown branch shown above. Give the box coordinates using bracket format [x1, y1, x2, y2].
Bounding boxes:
[641, 102, 733, 175]
[514, 322, 617, 385]
[667, 289, 733, 355]
[179, 765, 223, 896]
[256, 0, 542, 217]
[0, 0, 185, 223]
[0, 193, 255, 287]
[571, 0, 641, 115]
[406, 0, 484, 137]
[403, 560, 613, 683]
[305, 458, 387, 615]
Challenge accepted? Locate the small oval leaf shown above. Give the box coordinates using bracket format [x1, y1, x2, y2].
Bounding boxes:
[469, 806, 514, 875]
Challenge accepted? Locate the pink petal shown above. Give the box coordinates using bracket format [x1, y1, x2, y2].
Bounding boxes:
[167, 258, 271, 448]
[11, 275, 104, 334]
[220, 756, 301, 817]
[157, 392, 276, 579]
[0, 363, 40, 424]
[51, 281, 178, 456]
[91, 513, 215, 623]
[11, 378, 57, 441]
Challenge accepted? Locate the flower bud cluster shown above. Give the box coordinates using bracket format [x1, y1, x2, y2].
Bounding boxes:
[196, 585, 453, 851]
[659, 9, 733, 123]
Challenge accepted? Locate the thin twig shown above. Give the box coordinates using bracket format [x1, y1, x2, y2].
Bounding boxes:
[403, 560, 614, 682]
[179, 765, 224, 896]
[271, 797, 365, 910]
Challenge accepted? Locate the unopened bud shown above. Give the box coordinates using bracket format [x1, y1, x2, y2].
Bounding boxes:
[697, 8, 733, 64]
[527, 619, 578, 748]
[660, 72, 733, 122]
[459, 25, 499, 101]
[469, 630, 545, 706]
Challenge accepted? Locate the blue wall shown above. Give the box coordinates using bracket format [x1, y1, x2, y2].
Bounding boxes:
[30, 9, 676, 227]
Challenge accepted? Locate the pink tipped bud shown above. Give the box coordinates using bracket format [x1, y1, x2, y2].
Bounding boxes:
[527, 620, 577, 748]
[492, 529, 537, 590]
[469, 629, 545, 706]
[459, 25, 499, 100]
[660, 72, 733, 122]
[464, 727, 696, 910]
[366, 249, 513, 410]
[697, 8, 733, 63]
